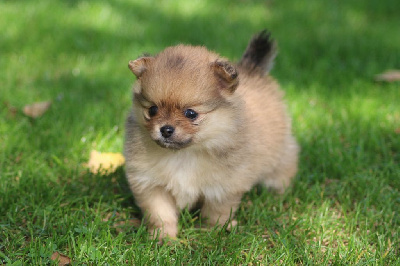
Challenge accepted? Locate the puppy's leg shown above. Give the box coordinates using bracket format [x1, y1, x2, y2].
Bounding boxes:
[264, 136, 299, 193]
[201, 193, 242, 230]
[134, 186, 178, 240]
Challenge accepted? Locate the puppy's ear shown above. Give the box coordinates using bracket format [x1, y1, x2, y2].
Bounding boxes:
[211, 61, 239, 93]
[128, 57, 154, 78]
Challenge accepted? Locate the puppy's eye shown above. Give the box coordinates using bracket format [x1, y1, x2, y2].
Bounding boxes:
[148, 106, 158, 117]
[184, 109, 198, 120]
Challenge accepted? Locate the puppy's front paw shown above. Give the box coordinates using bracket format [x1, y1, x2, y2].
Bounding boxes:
[149, 224, 178, 243]
[226, 219, 238, 231]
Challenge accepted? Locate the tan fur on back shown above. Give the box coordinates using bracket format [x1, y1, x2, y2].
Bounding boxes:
[124, 43, 299, 240]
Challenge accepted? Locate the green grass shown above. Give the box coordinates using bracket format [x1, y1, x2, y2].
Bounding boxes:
[1, 0, 399, 264]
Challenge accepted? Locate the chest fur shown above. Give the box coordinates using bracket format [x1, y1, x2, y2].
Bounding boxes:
[144, 150, 230, 209]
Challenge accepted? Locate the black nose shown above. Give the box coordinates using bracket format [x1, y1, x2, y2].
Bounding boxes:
[160, 125, 175, 138]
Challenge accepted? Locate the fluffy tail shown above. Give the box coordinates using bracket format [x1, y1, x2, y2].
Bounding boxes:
[238, 30, 277, 75]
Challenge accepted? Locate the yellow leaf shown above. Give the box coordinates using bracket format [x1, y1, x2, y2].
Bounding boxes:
[86, 150, 125, 175]
[23, 101, 52, 118]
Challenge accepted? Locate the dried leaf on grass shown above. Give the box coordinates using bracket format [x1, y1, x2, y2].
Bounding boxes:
[375, 70, 400, 82]
[23, 101, 52, 118]
[50, 252, 71, 265]
[86, 150, 125, 175]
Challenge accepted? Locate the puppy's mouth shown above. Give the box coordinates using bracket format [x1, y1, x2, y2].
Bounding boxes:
[155, 138, 192, 150]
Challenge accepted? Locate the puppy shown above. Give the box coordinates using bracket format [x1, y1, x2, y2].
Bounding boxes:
[124, 30, 299, 240]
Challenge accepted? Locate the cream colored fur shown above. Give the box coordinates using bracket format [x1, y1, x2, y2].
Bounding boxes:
[124, 44, 299, 241]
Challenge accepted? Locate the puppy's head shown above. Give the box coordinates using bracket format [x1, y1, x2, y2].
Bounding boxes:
[128, 45, 240, 150]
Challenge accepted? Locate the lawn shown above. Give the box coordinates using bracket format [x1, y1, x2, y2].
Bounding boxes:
[1, 0, 399, 264]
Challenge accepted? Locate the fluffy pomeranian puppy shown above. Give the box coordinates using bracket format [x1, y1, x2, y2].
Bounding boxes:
[124, 30, 299, 240]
